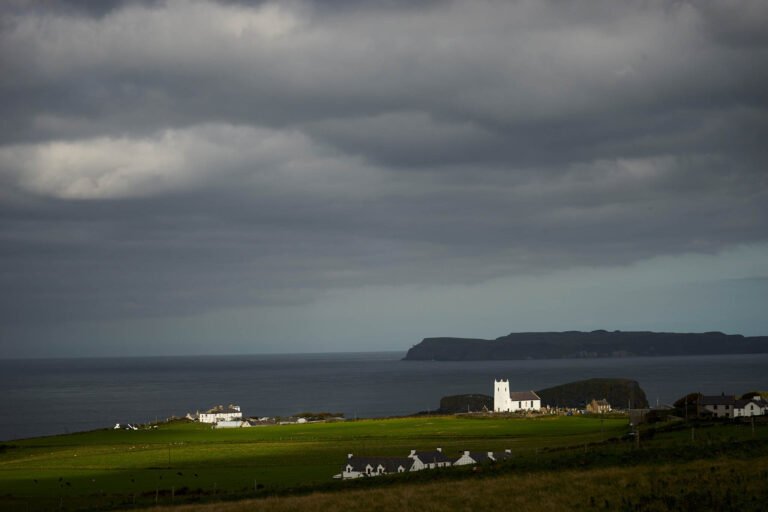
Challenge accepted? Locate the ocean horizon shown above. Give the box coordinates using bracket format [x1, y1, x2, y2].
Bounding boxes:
[3, 351, 767, 442]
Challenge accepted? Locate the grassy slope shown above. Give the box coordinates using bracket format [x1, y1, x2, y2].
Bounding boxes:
[0, 415, 627, 511]
[152, 456, 768, 512]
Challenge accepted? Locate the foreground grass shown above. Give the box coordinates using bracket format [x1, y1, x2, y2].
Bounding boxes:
[0, 415, 627, 511]
[151, 455, 768, 512]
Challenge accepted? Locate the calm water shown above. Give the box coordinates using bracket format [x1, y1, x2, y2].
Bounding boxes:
[2, 352, 767, 441]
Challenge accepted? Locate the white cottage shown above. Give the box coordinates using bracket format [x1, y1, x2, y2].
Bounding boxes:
[734, 398, 765, 418]
[494, 380, 541, 412]
[198, 404, 243, 424]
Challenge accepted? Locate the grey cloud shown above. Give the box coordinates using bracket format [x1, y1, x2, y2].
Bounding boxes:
[3, 0, 765, 150]
[695, 0, 768, 48]
[2, 0, 163, 18]
[2, 148, 765, 326]
[0, 0, 767, 340]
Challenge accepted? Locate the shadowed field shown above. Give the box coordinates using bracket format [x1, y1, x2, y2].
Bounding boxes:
[151, 456, 768, 512]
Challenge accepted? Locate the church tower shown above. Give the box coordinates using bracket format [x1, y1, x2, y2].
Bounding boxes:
[494, 379, 511, 412]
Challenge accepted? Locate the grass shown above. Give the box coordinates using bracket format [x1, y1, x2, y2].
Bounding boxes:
[1, 415, 765, 511]
[0, 415, 625, 510]
[150, 455, 768, 512]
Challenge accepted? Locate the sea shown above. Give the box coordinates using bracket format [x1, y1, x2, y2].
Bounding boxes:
[2, 352, 767, 442]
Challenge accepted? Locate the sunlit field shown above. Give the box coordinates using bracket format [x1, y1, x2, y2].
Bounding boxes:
[1, 415, 766, 511]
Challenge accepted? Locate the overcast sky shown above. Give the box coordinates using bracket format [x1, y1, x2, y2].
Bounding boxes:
[1, 0, 767, 358]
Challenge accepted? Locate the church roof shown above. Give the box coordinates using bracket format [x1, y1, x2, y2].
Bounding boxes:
[509, 390, 540, 401]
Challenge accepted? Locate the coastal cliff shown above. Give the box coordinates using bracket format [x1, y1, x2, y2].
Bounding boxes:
[403, 330, 768, 361]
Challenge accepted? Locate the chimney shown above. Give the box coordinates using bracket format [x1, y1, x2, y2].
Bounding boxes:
[348, 453, 353, 459]
[464, 450, 470, 456]
[488, 451, 494, 460]
[505, 449, 511, 454]
[436, 447, 442, 452]
[409, 449, 416, 458]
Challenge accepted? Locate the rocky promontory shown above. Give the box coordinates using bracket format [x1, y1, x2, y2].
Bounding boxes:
[403, 330, 768, 361]
[536, 378, 648, 409]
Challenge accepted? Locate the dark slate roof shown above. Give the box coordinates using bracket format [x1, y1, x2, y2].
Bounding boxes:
[465, 451, 494, 464]
[509, 391, 540, 401]
[346, 456, 414, 473]
[734, 399, 762, 408]
[412, 450, 452, 464]
[699, 395, 736, 406]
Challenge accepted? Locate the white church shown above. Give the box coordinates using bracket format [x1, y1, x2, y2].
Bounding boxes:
[494, 379, 541, 412]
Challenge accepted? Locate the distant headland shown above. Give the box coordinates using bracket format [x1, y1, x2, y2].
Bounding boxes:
[403, 330, 768, 361]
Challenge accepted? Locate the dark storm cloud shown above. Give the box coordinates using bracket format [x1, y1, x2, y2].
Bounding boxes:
[0, 0, 767, 335]
[1, 0, 162, 18]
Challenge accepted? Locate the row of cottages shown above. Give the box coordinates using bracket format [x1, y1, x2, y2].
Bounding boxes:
[339, 448, 512, 479]
[197, 404, 243, 424]
[494, 379, 541, 412]
[699, 395, 766, 419]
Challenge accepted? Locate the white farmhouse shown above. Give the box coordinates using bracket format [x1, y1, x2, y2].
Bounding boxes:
[700, 394, 765, 418]
[198, 404, 243, 424]
[494, 379, 541, 412]
[699, 395, 736, 418]
[734, 397, 766, 418]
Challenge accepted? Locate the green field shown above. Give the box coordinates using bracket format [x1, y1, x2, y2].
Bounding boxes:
[1, 415, 766, 511]
[0, 415, 626, 510]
